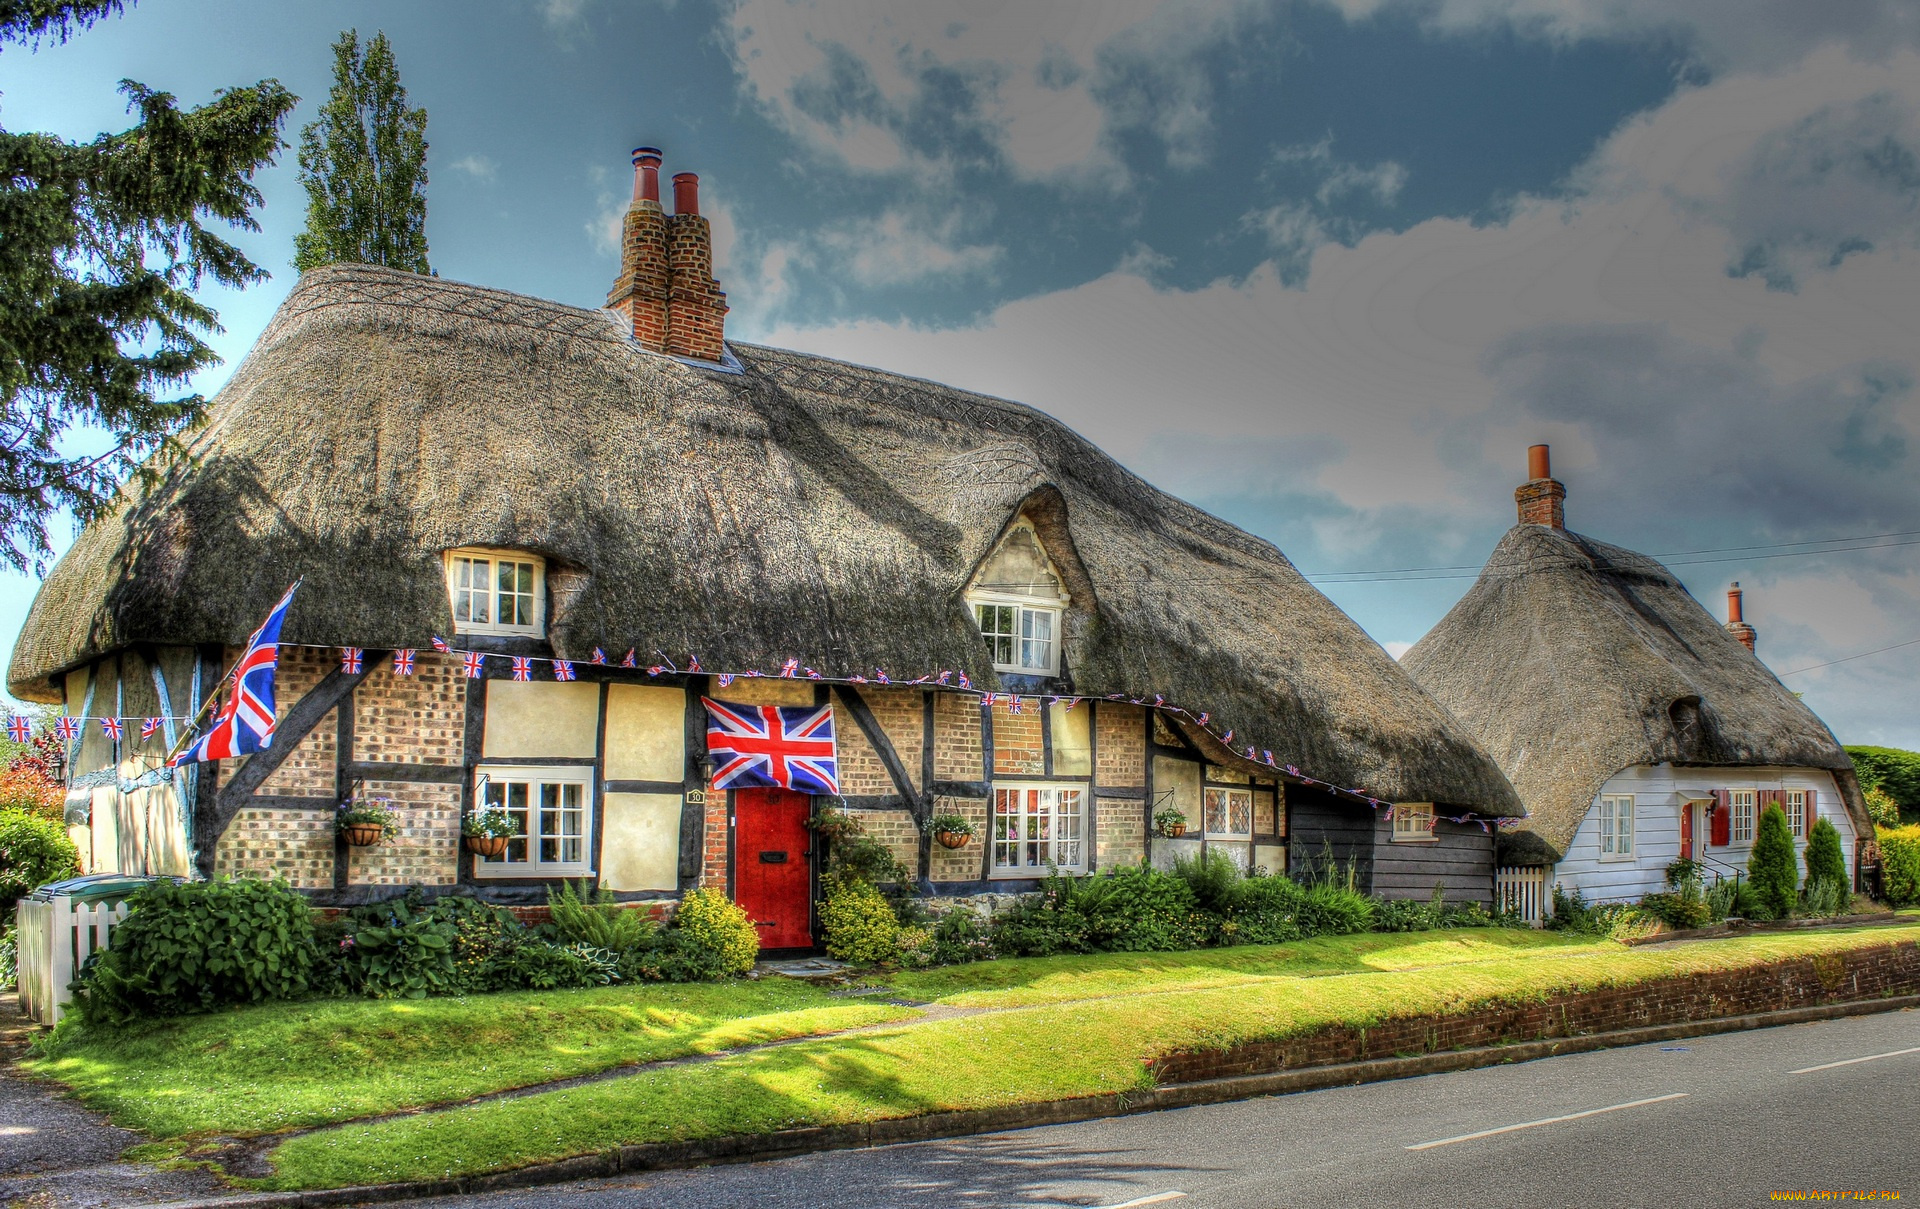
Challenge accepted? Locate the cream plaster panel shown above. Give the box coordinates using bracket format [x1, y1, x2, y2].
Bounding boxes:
[605, 684, 686, 782]
[1051, 702, 1091, 777]
[1151, 755, 1202, 824]
[600, 792, 681, 892]
[68, 825, 92, 874]
[1255, 844, 1288, 877]
[706, 676, 814, 707]
[483, 681, 600, 759]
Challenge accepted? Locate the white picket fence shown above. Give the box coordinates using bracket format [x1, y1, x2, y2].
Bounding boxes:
[1496, 865, 1550, 926]
[16, 897, 129, 1025]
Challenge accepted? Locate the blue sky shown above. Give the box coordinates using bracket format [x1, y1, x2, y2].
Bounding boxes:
[6, 0, 1919, 746]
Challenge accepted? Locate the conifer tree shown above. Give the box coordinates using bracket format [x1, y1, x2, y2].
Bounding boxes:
[1804, 816, 1847, 892]
[1747, 804, 1799, 920]
[293, 30, 430, 275]
[0, 0, 296, 570]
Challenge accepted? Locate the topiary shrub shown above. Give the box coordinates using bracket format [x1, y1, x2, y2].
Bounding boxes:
[1878, 824, 1920, 907]
[73, 877, 319, 1023]
[1803, 817, 1848, 895]
[0, 808, 78, 923]
[819, 877, 900, 965]
[672, 886, 759, 975]
[1748, 804, 1799, 919]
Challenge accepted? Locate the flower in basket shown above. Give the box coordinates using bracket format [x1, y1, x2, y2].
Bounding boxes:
[1153, 806, 1188, 837]
[920, 813, 978, 840]
[461, 804, 520, 840]
[335, 796, 399, 840]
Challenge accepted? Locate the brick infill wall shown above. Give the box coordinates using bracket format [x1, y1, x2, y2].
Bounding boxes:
[1150, 940, 1920, 1085]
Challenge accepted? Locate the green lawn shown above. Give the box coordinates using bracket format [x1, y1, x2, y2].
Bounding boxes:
[257, 924, 1916, 1191]
[25, 978, 918, 1137]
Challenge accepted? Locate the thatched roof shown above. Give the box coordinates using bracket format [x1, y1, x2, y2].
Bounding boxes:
[10, 263, 1520, 815]
[1402, 523, 1865, 862]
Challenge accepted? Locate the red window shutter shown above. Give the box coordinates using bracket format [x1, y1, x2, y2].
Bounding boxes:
[1710, 789, 1731, 846]
[1804, 788, 1817, 836]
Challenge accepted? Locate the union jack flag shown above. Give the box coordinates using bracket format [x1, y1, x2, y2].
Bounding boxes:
[392, 649, 415, 676]
[1262, 750, 1274, 765]
[717, 673, 735, 688]
[1008, 696, 1023, 713]
[511, 656, 532, 682]
[553, 660, 576, 681]
[874, 670, 890, 684]
[648, 665, 666, 677]
[1197, 712, 1210, 726]
[463, 651, 486, 679]
[621, 649, 637, 668]
[6, 717, 29, 743]
[958, 671, 971, 690]
[1222, 729, 1234, 744]
[431, 636, 451, 653]
[55, 716, 79, 742]
[100, 717, 123, 741]
[171, 582, 298, 766]
[805, 668, 822, 680]
[591, 648, 607, 665]
[936, 671, 951, 685]
[702, 697, 838, 795]
[687, 655, 701, 672]
[142, 718, 163, 741]
[341, 647, 364, 674]
[780, 659, 799, 678]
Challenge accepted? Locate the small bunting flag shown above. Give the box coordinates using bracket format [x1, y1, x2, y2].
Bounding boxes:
[1222, 729, 1234, 744]
[340, 647, 364, 674]
[849, 674, 868, 684]
[1008, 696, 1023, 713]
[874, 670, 890, 684]
[647, 665, 666, 677]
[958, 671, 971, 690]
[591, 648, 607, 665]
[54, 716, 79, 742]
[981, 693, 998, 707]
[780, 659, 799, 678]
[463, 651, 486, 679]
[6, 717, 29, 743]
[936, 671, 952, 686]
[511, 656, 532, 682]
[1263, 750, 1274, 765]
[806, 668, 822, 680]
[744, 669, 762, 678]
[100, 717, 123, 741]
[553, 660, 576, 681]
[142, 717, 163, 741]
[718, 673, 736, 688]
[431, 636, 450, 653]
[1196, 712, 1209, 726]
[392, 649, 415, 676]
[687, 655, 701, 672]
[622, 650, 637, 668]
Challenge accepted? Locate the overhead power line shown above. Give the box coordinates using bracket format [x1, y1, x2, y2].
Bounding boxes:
[1778, 635, 1920, 677]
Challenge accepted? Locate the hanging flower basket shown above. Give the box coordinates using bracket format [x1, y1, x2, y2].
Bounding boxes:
[1154, 806, 1189, 839]
[923, 812, 977, 850]
[935, 830, 971, 850]
[463, 834, 510, 859]
[1160, 822, 1188, 838]
[342, 822, 387, 847]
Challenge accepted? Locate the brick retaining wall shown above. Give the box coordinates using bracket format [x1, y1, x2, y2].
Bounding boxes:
[1150, 939, 1920, 1085]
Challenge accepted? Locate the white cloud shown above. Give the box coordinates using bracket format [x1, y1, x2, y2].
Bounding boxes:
[448, 154, 499, 180]
[819, 208, 1002, 286]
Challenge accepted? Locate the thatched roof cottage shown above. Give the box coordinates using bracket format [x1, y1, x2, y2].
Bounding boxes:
[11, 148, 1520, 943]
[1403, 446, 1869, 912]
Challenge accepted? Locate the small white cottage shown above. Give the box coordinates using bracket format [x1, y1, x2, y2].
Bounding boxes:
[1402, 447, 1871, 911]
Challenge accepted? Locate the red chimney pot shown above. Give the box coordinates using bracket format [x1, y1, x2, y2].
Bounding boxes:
[1528, 444, 1551, 482]
[1727, 582, 1745, 624]
[672, 172, 700, 216]
[632, 147, 662, 204]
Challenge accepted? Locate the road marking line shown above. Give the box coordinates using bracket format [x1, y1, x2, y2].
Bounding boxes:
[1405, 1093, 1689, 1151]
[1790, 1045, 1920, 1074]
[1098, 1194, 1187, 1208]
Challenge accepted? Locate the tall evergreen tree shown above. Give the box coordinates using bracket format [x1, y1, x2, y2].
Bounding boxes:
[0, 0, 295, 570]
[293, 30, 430, 275]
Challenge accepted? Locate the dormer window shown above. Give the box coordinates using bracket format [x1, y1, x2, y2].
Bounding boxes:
[446, 547, 546, 638]
[966, 521, 1069, 676]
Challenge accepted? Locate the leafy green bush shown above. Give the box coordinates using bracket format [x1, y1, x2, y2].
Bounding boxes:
[820, 877, 900, 965]
[547, 879, 656, 952]
[505, 938, 597, 989]
[1227, 874, 1306, 944]
[1804, 817, 1847, 894]
[1549, 886, 1663, 939]
[1299, 874, 1376, 935]
[1865, 787, 1902, 828]
[672, 887, 759, 975]
[1705, 876, 1740, 923]
[1748, 804, 1799, 919]
[1637, 890, 1712, 930]
[1800, 877, 1849, 918]
[1170, 849, 1240, 917]
[926, 905, 992, 964]
[430, 894, 526, 993]
[0, 808, 78, 922]
[73, 877, 320, 1023]
[1848, 747, 1920, 817]
[1878, 824, 1920, 906]
[618, 929, 730, 983]
[339, 891, 459, 1000]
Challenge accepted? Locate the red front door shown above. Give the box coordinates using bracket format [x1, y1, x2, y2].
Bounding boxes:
[1680, 803, 1694, 860]
[732, 787, 814, 951]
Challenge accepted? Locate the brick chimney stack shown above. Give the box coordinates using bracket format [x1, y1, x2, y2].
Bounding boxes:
[606, 149, 728, 361]
[1514, 444, 1566, 529]
[1725, 582, 1758, 652]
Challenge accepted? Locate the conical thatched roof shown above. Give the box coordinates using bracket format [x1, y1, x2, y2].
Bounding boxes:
[10, 263, 1520, 815]
[1402, 523, 1865, 862]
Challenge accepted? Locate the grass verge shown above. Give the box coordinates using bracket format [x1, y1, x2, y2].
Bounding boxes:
[261, 924, 1916, 1190]
[24, 979, 918, 1137]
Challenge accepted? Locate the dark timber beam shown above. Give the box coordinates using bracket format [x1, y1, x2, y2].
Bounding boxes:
[833, 685, 921, 813]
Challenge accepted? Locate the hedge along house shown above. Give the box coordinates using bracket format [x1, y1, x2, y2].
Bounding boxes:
[1402, 446, 1871, 912]
[8, 147, 1522, 947]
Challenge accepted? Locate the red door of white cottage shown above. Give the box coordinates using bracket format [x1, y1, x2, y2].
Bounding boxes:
[731, 787, 814, 952]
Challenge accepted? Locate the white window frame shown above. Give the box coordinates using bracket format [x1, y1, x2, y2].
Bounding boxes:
[970, 596, 1063, 676]
[471, 764, 594, 877]
[445, 547, 546, 638]
[1203, 786, 1254, 840]
[1783, 789, 1807, 840]
[1730, 789, 1757, 845]
[990, 781, 1087, 876]
[1391, 802, 1436, 843]
[1598, 794, 1635, 860]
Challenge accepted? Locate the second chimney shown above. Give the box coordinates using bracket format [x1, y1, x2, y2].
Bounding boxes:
[1725, 582, 1758, 652]
[1515, 444, 1566, 529]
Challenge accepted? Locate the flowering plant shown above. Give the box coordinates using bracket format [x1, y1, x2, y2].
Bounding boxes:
[922, 813, 977, 839]
[462, 804, 520, 839]
[336, 796, 399, 840]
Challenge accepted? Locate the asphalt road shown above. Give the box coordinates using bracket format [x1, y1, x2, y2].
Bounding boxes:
[413, 1008, 1920, 1209]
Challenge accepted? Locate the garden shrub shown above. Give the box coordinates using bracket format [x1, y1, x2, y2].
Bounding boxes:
[1705, 876, 1740, 923]
[988, 871, 1093, 957]
[672, 887, 759, 975]
[1864, 787, 1902, 829]
[0, 808, 79, 922]
[547, 879, 656, 952]
[819, 877, 900, 965]
[1171, 850, 1240, 917]
[1799, 877, 1849, 918]
[339, 891, 460, 1000]
[1803, 818, 1848, 895]
[926, 905, 992, 965]
[1747, 804, 1799, 919]
[1299, 876, 1376, 935]
[1848, 746, 1920, 818]
[1878, 824, 1920, 907]
[1081, 865, 1206, 951]
[0, 925, 15, 990]
[1637, 890, 1711, 931]
[1227, 874, 1306, 944]
[505, 938, 597, 989]
[73, 877, 320, 1023]
[618, 928, 730, 983]
[1732, 878, 1774, 921]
